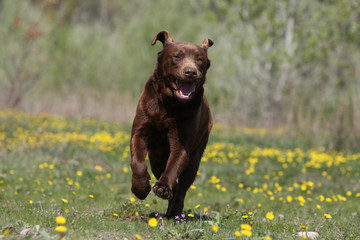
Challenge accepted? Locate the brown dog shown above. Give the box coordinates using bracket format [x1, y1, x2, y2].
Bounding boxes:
[130, 30, 213, 218]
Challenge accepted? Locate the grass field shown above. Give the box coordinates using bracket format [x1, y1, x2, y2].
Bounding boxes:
[0, 110, 359, 239]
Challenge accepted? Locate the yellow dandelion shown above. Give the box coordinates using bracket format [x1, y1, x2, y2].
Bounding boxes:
[135, 234, 142, 239]
[130, 197, 135, 202]
[264, 236, 272, 240]
[89, 194, 94, 198]
[241, 229, 252, 237]
[234, 230, 241, 237]
[316, 204, 321, 209]
[211, 225, 219, 233]
[2, 229, 10, 236]
[61, 198, 68, 203]
[76, 171, 83, 177]
[113, 213, 119, 217]
[55, 226, 67, 233]
[195, 204, 200, 209]
[188, 213, 194, 217]
[241, 224, 252, 230]
[266, 212, 274, 220]
[56, 216, 66, 225]
[324, 213, 332, 219]
[95, 165, 103, 172]
[29, 200, 33, 204]
[148, 218, 158, 227]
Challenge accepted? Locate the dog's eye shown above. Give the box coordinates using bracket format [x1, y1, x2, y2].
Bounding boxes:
[197, 57, 204, 62]
[174, 55, 181, 59]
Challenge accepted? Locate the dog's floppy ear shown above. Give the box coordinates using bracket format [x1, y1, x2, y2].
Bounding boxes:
[151, 30, 175, 47]
[201, 38, 214, 50]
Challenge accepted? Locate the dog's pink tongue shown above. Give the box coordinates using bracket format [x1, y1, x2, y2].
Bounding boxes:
[179, 82, 195, 95]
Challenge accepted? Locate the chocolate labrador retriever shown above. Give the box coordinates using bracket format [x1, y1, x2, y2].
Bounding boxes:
[130, 30, 213, 218]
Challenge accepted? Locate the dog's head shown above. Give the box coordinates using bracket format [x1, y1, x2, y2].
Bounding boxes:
[152, 30, 213, 103]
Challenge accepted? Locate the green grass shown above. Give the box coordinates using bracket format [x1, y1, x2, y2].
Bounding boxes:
[0, 110, 359, 239]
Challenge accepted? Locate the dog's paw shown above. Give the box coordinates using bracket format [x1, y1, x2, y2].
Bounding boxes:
[153, 182, 173, 200]
[131, 177, 151, 200]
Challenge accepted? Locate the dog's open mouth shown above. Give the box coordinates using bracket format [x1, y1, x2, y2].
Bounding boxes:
[171, 80, 196, 101]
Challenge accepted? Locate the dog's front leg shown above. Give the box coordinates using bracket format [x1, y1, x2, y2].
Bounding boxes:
[153, 127, 188, 200]
[130, 128, 151, 200]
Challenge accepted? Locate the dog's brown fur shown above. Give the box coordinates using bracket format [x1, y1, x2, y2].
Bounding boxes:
[130, 30, 213, 218]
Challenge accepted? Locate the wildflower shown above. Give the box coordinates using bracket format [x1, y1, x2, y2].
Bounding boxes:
[56, 216, 66, 225]
[61, 198, 68, 203]
[89, 195, 94, 198]
[95, 165, 103, 172]
[76, 171, 83, 177]
[130, 197, 135, 202]
[55, 226, 67, 233]
[29, 200, 33, 204]
[234, 230, 241, 237]
[241, 224, 252, 230]
[135, 234, 142, 239]
[113, 213, 119, 217]
[316, 204, 321, 209]
[211, 225, 219, 232]
[264, 236, 272, 240]
[266, 212, 274, 220]
[195, 204, 200, 209]
[188, 213, 194, 217]
[2, 229, 10, 236]
[148, 218, 158, 227]
[324, 214, 332, 219]
[241, 229, 252, 237]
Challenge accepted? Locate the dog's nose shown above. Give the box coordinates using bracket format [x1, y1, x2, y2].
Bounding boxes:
[184, 67, 197, 78]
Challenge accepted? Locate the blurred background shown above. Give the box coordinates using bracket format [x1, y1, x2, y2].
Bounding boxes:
[0, 0, 359, 150]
